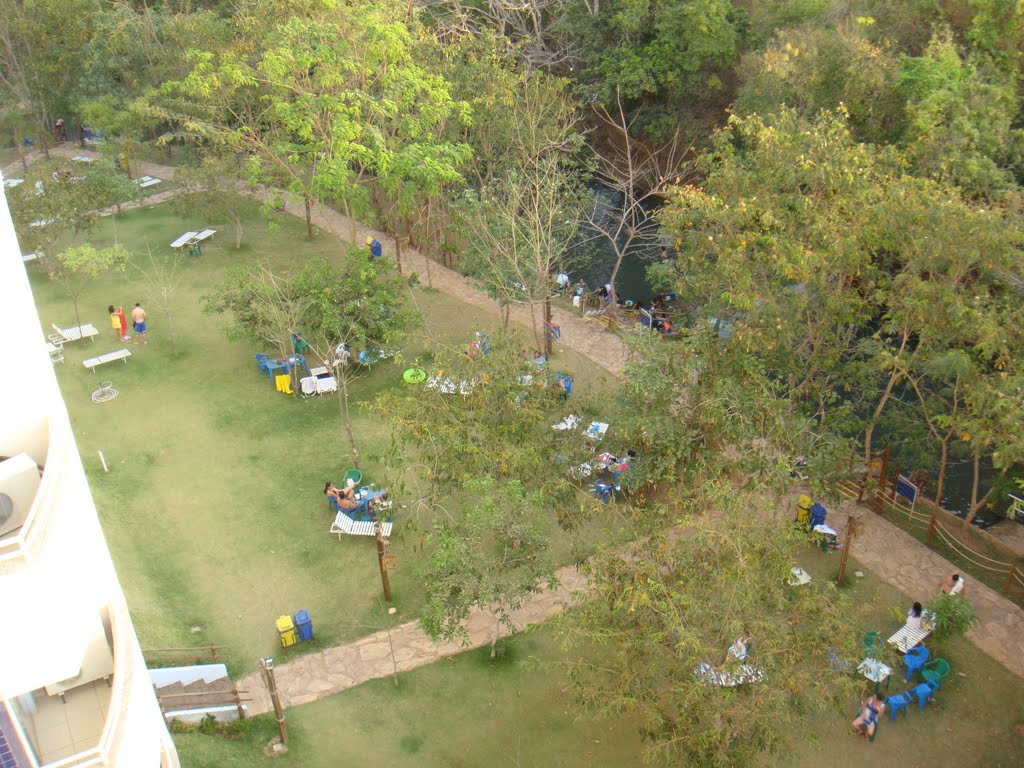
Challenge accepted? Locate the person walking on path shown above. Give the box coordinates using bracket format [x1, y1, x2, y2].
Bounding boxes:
[131, 303, 148, 345]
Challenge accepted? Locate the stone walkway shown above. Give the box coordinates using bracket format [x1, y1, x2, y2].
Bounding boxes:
[237, 566, 591, 714]
[8, 146, 1022, 712]
[828, 498, 1024, 679]
[5, 146, 631, 378]
[232, 496, 1024, 716]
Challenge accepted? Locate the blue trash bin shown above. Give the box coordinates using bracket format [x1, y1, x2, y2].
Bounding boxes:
[809, 503, 827, 529]
[293, 609, 314, 642]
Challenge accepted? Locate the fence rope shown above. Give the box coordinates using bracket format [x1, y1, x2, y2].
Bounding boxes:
[931, 520, 1012, 573]
[932, 518, 1019, 567]
[877, 494, 929, 529]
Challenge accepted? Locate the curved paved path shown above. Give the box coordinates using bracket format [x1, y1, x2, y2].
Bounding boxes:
[6, 146, 631, 377]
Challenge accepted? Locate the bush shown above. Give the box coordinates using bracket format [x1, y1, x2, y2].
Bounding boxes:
[926, 593, 979, 644]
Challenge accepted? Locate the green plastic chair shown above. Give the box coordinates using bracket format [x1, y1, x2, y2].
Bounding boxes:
[343, 468, 363, 487]
[862, 630, 882, 659]
[921, 658, 950, 687]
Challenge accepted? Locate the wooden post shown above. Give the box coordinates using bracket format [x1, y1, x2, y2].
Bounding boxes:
[394, 234, 403, 276]
[375, 522, 393, 602]
[233, 686, 247, 720]
[1004, 564, 1016, 595]
[258, 657, 287, 746]
[836, 515, 858, 584]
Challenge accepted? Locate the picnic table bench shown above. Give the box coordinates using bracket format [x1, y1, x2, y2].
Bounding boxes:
[170, 231, 198, 249]
[52, 322, 98, 343]
[83, 348, 131, 372]
[887, 612, 935, 653]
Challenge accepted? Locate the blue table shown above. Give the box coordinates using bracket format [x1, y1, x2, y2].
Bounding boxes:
[265, 360, 289, 382]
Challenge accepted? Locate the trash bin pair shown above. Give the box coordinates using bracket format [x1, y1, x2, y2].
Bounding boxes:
[276, 609, 314, 649]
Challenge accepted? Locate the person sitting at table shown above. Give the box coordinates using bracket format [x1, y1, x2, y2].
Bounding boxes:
[905, 601, 924, 631]
[324, 480, 357, 510]
[851, 693, 885, 739]
[725, 632, 752, 664]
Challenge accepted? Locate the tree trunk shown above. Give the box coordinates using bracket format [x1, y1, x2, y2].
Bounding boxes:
[338, 373, 360, 469]
[543, 295, 553, 357]
[960, 456, 1003, 532]
[490, 610, 501, 658]
[232, 212, 243, 249]
[304, 195, 313, 239]
[608, 246, 625, 308]
[933, 431, 952, 513]
[863, 368, 902, 466]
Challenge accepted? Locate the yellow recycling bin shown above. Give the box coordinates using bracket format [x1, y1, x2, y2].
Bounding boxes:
[795, 494, 812, 526]
[276, 615, 299, 648]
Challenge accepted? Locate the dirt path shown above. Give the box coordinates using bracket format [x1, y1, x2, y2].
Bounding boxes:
[6, 146, 630, 377]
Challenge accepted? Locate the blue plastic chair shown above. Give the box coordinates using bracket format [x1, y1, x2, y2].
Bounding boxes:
[593, 480, 616, 503]
[903, 645, 929, 682]
[911, 680, 939, 710]
[256, 353, 271, 374]
[886, 691, 913, 720]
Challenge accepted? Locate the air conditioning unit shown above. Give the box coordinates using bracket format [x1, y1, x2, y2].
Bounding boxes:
[0, 453, 41, 537]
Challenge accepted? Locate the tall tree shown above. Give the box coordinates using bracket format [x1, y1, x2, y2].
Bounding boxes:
[560, 492, 859, 768]
[420, 476, 556, 658]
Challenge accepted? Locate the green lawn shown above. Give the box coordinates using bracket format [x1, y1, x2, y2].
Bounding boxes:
[172, 546, 1024, 768]
[26, 203, 619, 675]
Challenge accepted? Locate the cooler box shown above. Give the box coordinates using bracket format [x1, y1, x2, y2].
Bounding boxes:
[809, 503, 827, 529]
[293, 609, 314, 642]
[276, 615, 299, 648]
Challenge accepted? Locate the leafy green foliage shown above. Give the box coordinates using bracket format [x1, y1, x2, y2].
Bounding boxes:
[926, 592, 980, 644]
[419, 477, 556, 655]
[560, 497, 859, 767]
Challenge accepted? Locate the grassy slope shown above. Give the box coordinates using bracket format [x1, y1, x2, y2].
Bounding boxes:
[26, 203, 618, 674]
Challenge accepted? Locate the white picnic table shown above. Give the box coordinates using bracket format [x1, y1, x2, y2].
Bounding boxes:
[194, 228, 217, 242]
[788, 567, 812, 586]
[52, 322, 98, 343]
[4, 178, 23, 188]
[71, 155, 95, 162]
[887, 611, 935, 653]
[83, 348, 131, 372]
[170, 231, 199, 249]
[21, 252, 39, 262]
[135, 175, 162, 188]
[857, 657, 892, 692]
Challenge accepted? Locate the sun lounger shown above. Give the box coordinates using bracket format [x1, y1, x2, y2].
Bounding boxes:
[52, 322, 99, 343]
[83, 348, 131, 372]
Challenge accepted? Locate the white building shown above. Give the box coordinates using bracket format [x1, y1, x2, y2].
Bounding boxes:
[0, 171, 179, 766]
